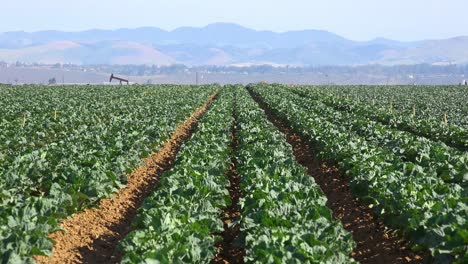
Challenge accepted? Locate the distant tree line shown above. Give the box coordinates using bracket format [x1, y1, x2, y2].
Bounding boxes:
[91, 63, 468, 76]
[2, 61, 468, 76]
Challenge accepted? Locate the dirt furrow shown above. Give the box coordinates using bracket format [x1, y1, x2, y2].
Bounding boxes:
[212, 100, 244, 264]
[247, 88, 431, 264]
[35, 91, 219, 264]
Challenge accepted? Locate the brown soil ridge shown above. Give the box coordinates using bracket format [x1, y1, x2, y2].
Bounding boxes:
[35, 91, 219, 264]
[247, 88, 432, 264]
[212, 101, 245, 264]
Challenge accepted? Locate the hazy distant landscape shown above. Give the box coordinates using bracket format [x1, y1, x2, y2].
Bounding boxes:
[2, 62, 467, 85]
[2, 23, 468, 85]
[1, 23, 468, 66]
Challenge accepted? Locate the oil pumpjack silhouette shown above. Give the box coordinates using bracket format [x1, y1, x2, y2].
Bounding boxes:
[109, 74, 129, 85]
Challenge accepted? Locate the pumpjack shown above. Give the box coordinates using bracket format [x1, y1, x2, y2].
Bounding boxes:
[109, 74, 129, 85]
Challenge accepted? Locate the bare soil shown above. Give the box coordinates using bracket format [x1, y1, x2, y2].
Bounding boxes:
[247, 88, 432, 264]
[212, 102, 245, 264]
[35, 91, 219, 264]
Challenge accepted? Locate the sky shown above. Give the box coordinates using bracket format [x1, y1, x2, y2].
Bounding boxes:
[1, 0, 467, 41]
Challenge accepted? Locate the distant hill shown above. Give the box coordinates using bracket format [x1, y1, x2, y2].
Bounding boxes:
[0, 23, 467, 65]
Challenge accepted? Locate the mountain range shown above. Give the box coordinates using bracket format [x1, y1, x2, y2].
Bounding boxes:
[0, 23, 467, 66]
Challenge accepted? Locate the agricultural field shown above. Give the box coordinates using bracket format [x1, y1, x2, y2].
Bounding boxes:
[0, 83, 466, 264]
[0, 84, 217, 262]
[307, 85, 468, 128]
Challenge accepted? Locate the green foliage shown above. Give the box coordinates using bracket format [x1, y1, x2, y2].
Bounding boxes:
[0, 84, 217, 262]
[235, 86, 356, 263]
[3, 83, 466, 263]
[289, 88, 467, 184]
[308, 85, 468, 128]
[294, 85, 468, 149]
[119, 89, 234, 263]
[251, 84, 467, 262]
[120, 86, 357, 263]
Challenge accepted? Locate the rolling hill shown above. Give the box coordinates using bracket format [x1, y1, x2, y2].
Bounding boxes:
[0, 23, 467, 65]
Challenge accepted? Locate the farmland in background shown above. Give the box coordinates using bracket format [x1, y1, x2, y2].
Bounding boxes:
[298, 85, 468, 128]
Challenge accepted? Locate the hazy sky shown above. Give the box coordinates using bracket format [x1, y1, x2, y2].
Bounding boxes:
[1, 0, 467, 41]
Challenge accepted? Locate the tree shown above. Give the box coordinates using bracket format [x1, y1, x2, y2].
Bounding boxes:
[48, 77, 57, 85]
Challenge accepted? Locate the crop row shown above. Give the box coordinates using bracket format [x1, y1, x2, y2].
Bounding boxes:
[292, 86, 467, 151]
[119, 88, 234, 263]
[235, 86, 356, 263]
[308, 85, 468, 129]
[276, 86, 468, 184]
[250, 84, 467, 262]
[120, 86, 357, 263]
[0, 84, 217, 262]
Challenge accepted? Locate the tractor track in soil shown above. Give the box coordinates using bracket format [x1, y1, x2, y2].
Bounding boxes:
[35, 91, 219, 264]
[247, 88, 432, 264]
[212, 101, 245, 264]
